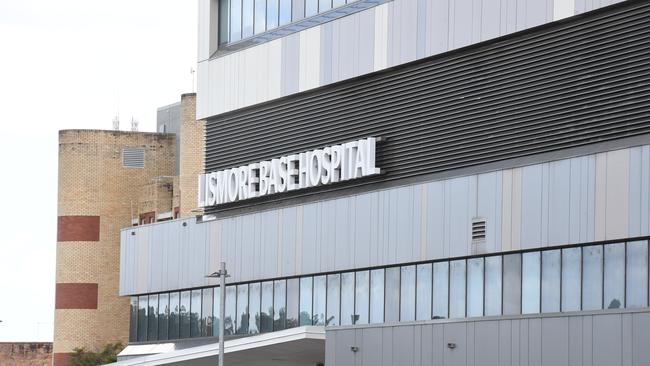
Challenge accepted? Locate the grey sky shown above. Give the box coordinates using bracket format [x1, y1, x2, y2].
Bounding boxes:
[0, 0, 197, 341]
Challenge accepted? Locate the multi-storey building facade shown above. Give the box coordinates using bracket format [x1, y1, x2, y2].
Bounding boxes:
[114, 0, 650, 365]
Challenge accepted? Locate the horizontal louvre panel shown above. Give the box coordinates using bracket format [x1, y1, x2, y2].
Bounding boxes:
[205, 1, 650, 212]
[123, 148, 145, 168]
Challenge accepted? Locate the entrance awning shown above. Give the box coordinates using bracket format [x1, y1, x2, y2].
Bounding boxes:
[109, 326, 325, 366]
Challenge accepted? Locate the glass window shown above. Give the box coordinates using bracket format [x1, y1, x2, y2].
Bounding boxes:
[541, 250, 561, 313]
[224, 286, 237, 335]
[432, 262, 449, 319]
[449, 260, 466, 319]
[326, 274, 341, 326]
[212, 288, 220, 337]
[230, 0, 242, 42]
[190, 290, 202, 337]
[400, 266, 416, 321]
[180, 291, 191, 338]
[138, 295, 148, 342]
[219, 0, 230, 44]
[384, 268, 400, 322]
[260, 281, 274, 332]
[355, 271, 369, 325]
[369, 269, 384, 324]
[158, 293, 169, 340]
[266, 0, 279, 30]
[416, 264, 432, 321]
[169, 292, 180, 339]
[503, 254, 522, 315]
[254, 0, 266, 34]
[562, 248, 581, 312]
[236, 285, 249, 334]
[319, 0, 332, 12]
[242, 0, 254, 38]
[604, 243, 625, 309]
[201, 288, 214, 337]
[287, 279, 300, 329]
[248, 283, 261, 334]
[467, 258, 484, 317]
[313, 276, 327, 325]
[299, 277, 313, 326]
[522, 252, 541, 314]
[129, 297, 138, 342]
[279, 0, 292, 26]
[148, 294, 159, 341]
[627, 241, 648, 308]
[341, 272, 355, 325]
[274, 280, 287, 330]
[582, 245, 603, 311]
[333, 0, 346, 7]
[484, 256, 502, 316]
[305, 0, 318, 17]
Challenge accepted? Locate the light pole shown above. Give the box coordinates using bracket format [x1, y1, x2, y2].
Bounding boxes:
[206, 262, 229, 366]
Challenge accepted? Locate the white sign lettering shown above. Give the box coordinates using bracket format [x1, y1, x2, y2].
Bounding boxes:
[198, 137, 381, 207]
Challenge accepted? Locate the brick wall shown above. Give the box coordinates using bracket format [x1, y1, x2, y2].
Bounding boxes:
[179, 93, 205, 217]
[0, 343, 52, 366]
[54, 130, 175, 365]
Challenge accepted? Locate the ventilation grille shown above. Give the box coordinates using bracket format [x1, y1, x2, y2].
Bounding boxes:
[472, 218, 487, 244]
[122, 148, 145, 168]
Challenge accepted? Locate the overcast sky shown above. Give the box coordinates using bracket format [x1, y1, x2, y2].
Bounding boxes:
[0, 0, 197, 341]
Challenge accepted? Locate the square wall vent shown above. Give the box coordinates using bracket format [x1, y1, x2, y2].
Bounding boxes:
[122, 147, 145, 168]
[471, 218, 486, 244]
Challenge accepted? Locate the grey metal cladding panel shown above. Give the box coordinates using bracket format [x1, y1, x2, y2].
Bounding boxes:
[205, 1, 650, 214]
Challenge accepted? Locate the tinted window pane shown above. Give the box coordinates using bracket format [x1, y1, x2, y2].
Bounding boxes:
[129, 297, 138, 342]
[541, 250, 561, 313]
[169, 292, 180, 339]
[212, 288, 220, 337]
[148, 294, 159, 341]
[219, 0, 230, 44]
[449, 260, 466, 319]
[254, 0, 266, 34]
[158, 293, 169, 340]
[248, 283, 261, 334]
[138, 295, 148, 342]
[432, 262, 449, 319]
[582, 245, 603, 310]
[260, 282, 273, 332]
[242, 0, 254, 38]
[326, 274, 340, 326]
[384, 268, 400, 322]
[627, 241, 648, 308]
[224, 286, 236, 335]
[400, 266, 416, 321]
[562, 248, 581, 311]
[319, 0, 332, 12]
[369, 269, 384, 324]
[503, 254, 522, 315]
[202, 288, 213, 337]
[190, 290, 202, 337]
[179, 291, 191, 338]
[340, 272, 355, 325]
[313, 276, 327, 325]
[416, 264, 432, 321]
[305, 0, 318, 17]
[485, 256, 502, 316]
[522, 252, 541, 314]
[604, 243, 625, 309]
[279, 0, 291, 25]
[266, 0, 279, 30]
[355, 271, 369, 325]
[299, 277, 313, 326]
[286, 279, 299, 328]
[230, 0, 242, 42]
[274, 280, 287, 330]
[236, 285, 249, 334]
[467, 258, 484, 317]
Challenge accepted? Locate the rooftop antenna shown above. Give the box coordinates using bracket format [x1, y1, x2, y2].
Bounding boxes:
[190, 67, 196, 93]
[112, 116, 120, 131]
[131, 117, 139, 132]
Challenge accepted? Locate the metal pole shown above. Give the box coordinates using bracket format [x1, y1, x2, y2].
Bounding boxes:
[219, 262, 226, 366]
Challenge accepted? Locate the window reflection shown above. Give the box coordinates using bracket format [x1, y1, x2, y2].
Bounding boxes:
[484, 256, 502, 316]
[249, 283, 261, 334]
[286, 279, 299, 328]
[169, 292, 180, 339]
[432, 262, 449, 319]
[267, 0, 279, 30]
[541, 250, 561, 313]
[449, 260, 466, 319]
[212, 288, 220, 337]
[319, 0, 332, 12]
[299, 277, 313, 326]
[260, 282, 274, 332]
[355, 271, 369, 325]
[326, 274, 341, 326]
[562, 248, 581, 311]
[313, 276, 327, 325]
[416, 264, 432, 321]
[179, 291, 191, 338]
[604, 243, 625, 309]
[274, 280, 287, 330]
[400, 266, 416, 321]
[503, 254, 521, 315]
[340, 272, 355, 325]
[230, 0, 242, 42]
[279, 0, 292, 26]
[242, 0, 254, 38]
[522, 252, 541, 314]
[305, 0, 318, 17]
[626, 241, 648, 308]
[236, 285, 249, 334]
[148, 294, 159, 341]
[138, 295, 148, 342]
[129, 297, 138, 342]
[158, 293, 170, 340]
[384, 267, 400, 322]
[467, 258, 484, 317]
[224, 286, 237, 335]
[254, 0, 266, 34]
[369, 269, 384, 323]
[201, 288, 213, 337]
[582, 245, 603, 311]
[190, 290, 202, 337]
